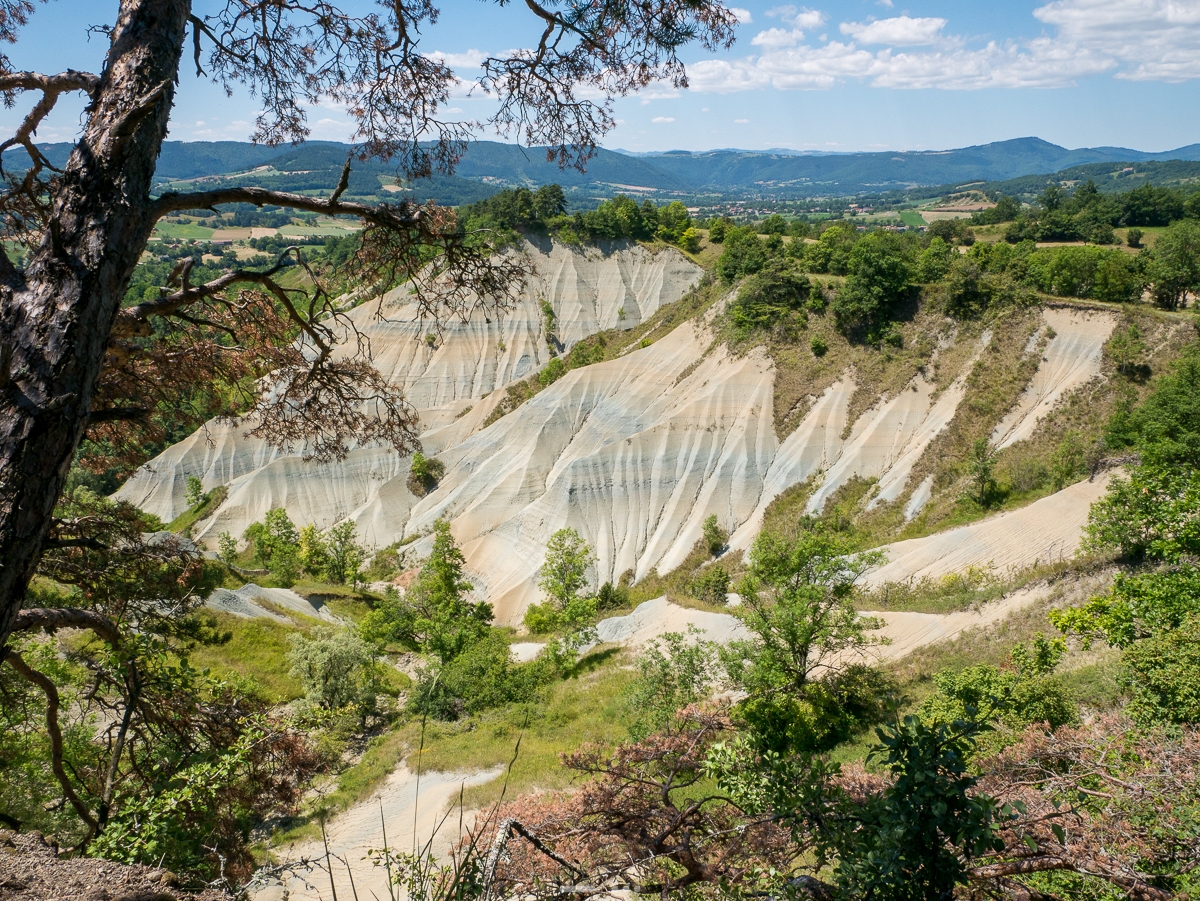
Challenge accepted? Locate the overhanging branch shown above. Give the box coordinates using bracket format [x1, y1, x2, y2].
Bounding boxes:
[151, 184, 422, 230]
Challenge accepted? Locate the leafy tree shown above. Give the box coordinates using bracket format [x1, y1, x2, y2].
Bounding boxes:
[919, 635, 1077, 734]
[702, 514, 728, 556]
[625, 629, 718, 739]
[184, 475, 205, 508]
[832, 232, 914, 336]
[538, 528, 595, 611]
[823, 717, 1003, 901]
[729, 263, 811, 332]
[1120, 616, 1200, 724]
[217, 531, 237, 567]
[287, 627, 381, 713]
[1106, 324, 1147, 378]
[408, 629, 547, 720]
[716, 225, 769, 281]
[1084, 463, 1200, 561]
[596, 580, 629, 610]
[1145, 219, 1200, 310]
[916, 236, 955, 283]
[361, 520, 491, 664]
[0, 488, 315, 878]
[0, 0, 740, 657]
[722, 528, 884, 699]
[324, 520, 365, 585]
[1126, 227, 1144, 248]
[1106, 341, 1200, 466]
[966, 438, 999, 508]
[1049, 430, 1087, 491]
[297, 523, 329, 577]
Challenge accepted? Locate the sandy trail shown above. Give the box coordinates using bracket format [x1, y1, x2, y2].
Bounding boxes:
[253, 766, 502, 901]
[864, 473, 1114, 589]
[861, 582, 1051, 663]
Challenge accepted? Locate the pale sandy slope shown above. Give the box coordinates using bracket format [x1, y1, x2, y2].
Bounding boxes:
[116, 241, 703, 528]
[864, 471, 1115, 589]
[119, 238, 1119, 624]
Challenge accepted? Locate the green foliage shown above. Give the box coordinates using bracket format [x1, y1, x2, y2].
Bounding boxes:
[965, 438, 1000, 508]
[802, 224, 857, 275]
[1126, 227, 1144, 248]
[185, 475, 205, 508]
[1084, 463, 1200, 561]
[1051, 566, 1200, 651]
[1121, 615, 1200, 724]
[538, 356, 567, 387]
[246, 507, 301, 584]
[809, 334, 828, 356]
[596, 580, 629, 611]
[716, 226, 770, 282]
[1024, 244, 1142, 303]
[325, 520, 365, 585]
[690, 565, 730, 604]
[537, 528, 595, 610]
[916, 236, 954, 282]
[1106, 324, 1148, 379]
[408, 450, 446, 495]
[1106, 341, 1200, 466]
[831, 717, 1003, 901]
[730, 263, 811, 333]
[926, 217, 975, 246]
[722, 527, 884, 698]
[707, 217, 731, 243]
[408, 630, 549, 720]
[736, 665, 896, 755]
[832, 232, 915, 337]
[625, 629, 718, 739]
[287, 627, 381, 713]
[1049, 430, 1087, 491]
[217, 531, 237, 566]
[361, 521, 492, 664]
[702, 513, 727, 556]
[919, 635, 1077, 733]
[1144, 219, 1200, 309]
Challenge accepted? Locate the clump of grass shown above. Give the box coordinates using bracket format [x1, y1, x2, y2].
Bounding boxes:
[187, 610, 308, 702]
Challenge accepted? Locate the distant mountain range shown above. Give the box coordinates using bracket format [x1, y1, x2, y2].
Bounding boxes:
[10, 136, 1200, 203]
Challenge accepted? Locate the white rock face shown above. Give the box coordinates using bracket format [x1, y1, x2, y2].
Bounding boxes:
[991, 308, 1117, 449]
[864, 471, 1116, 588]
[115, 241, 703, 527]
[122, 244, 1118, 626]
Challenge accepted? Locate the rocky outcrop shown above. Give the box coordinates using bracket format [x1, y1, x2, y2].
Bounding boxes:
[120, 239, 1122, 624]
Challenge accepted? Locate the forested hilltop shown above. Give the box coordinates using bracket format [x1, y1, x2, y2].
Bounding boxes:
[6, 160, 1200, 901]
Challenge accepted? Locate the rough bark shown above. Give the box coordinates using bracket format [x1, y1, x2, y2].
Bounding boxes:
[0, 0, 189, 654]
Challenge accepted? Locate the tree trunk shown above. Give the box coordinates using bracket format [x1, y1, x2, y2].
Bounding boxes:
[0, 0, 189, 653]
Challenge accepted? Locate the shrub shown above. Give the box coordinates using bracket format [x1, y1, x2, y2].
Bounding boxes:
[408, 451, 445, 496]
[810, 335, 828, 356]
[625, 629, 719, 738]
[185, 475, 205, 507]
[287, 627, 381, 714]
[538, 357, 567, 387]
[702, 514, 727, 556]
[729, 263, 811, 333]
[690, 565, 730, 604]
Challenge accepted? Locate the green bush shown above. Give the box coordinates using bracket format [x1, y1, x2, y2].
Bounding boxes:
[287, 627, 382, 714]
[810, 335, 828, 356]
[690, 565, 730, 604]
[538, 357, 567, 387]
[408, 451, 445, 495]
[730, 263, 811, 333]
[919, 635, 1077, 734]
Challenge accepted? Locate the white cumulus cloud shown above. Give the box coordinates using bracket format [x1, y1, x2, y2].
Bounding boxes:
[840, 16, 948, 46]
[651, 116, 676, 123]
[729, 7, 753, 23]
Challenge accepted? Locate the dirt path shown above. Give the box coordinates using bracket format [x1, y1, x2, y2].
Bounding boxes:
[252, 766, 503, 901]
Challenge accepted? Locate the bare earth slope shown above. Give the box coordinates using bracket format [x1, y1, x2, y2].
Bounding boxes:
[119, 239, 1121, 623]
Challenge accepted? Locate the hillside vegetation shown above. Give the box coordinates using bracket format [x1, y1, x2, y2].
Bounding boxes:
[6, 175, 1200, 901]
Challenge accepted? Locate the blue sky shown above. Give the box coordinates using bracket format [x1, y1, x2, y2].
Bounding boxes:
[7, 0, 1200, 153]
